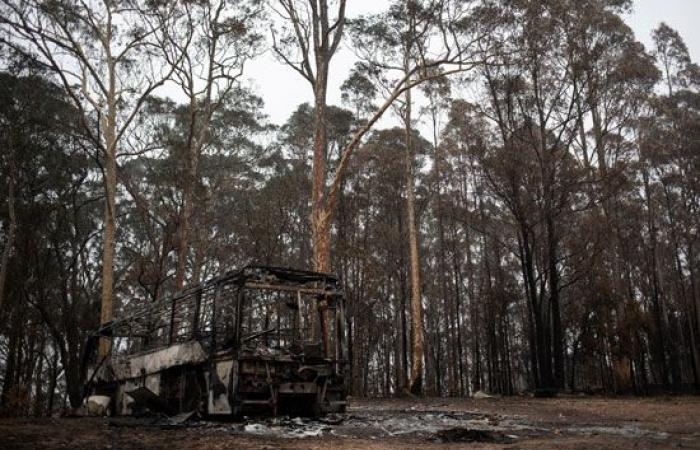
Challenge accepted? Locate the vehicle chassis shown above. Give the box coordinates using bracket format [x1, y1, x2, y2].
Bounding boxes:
[84, 266, 349, 418]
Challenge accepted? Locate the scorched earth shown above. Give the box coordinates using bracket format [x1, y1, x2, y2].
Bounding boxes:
[1, 396, 699, 449]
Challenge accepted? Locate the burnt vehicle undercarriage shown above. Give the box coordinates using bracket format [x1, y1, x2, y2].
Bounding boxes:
[83, 266, 349, 418]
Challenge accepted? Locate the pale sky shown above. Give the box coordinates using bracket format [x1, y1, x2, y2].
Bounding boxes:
[243, 0, 700, 127]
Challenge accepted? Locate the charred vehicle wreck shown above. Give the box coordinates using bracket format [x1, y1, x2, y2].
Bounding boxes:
[83, 266, 349, 417]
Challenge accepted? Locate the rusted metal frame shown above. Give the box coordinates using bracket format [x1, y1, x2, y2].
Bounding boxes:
[210, 283, 221, 356]
[234, 283, 245, 351]
[275, 291, 282, 347]
[265, 361, 278, 415]
[296, 291, 302, 342]
[338, 297, 349, 373]
[244, 282, 341, 297]
[318, 296, 331, 357]
[168, 294, 178, 345]
[93, 267, 339, 337]
[317, 377, 329, 412]
[192, 289, 202, 339]
[336, 301, 342, 361]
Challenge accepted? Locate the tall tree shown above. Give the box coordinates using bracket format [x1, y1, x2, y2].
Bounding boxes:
[270, 0, 347, 273]
[161, 0, 262, 291]
[0, 70, 98, 408]
[347, 0, 486, 394]
[272, 0, 484, 275]
[0, 0, 182, 355]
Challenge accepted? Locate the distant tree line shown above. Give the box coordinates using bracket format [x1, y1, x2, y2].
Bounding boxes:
[0, 0, 698, 415]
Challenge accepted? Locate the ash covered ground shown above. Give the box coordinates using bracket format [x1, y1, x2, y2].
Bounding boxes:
[1, 396, 699, 449]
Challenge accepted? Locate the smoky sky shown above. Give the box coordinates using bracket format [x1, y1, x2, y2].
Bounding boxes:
[243, 0, 700, 127]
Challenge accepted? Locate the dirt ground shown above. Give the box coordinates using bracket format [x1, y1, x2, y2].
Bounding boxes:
[1, 396, 699, 449]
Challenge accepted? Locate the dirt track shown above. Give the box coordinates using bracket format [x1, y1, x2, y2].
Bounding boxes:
[1, 396, 699, 449]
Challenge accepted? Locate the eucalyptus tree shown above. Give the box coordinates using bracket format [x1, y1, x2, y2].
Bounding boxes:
[420, 74, 459, 395]
[0, 70, 99, 409]
[271, 0, 485, 272]
[340, 65, 378, 121]
[348, 0, 487, 395]
[0, 0, 183, 356]
[562, 0, 660, 391]
[476, 0, 592, 391]
[440, 100, 480, 392]
[336, 126, 432, 395]
[349, 1, 434, 395]
[121, 87, 272, 302]
[159, 0, 263, 291]
[653, 22, 693, 96]
[269, 0, 347, 274]
[644, 23, 700, 388]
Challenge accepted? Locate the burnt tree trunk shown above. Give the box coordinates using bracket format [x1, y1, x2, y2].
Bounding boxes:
[0, 141, 16, 312]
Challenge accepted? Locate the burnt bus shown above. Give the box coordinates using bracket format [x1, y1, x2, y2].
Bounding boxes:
[83, 266, 349, 417]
